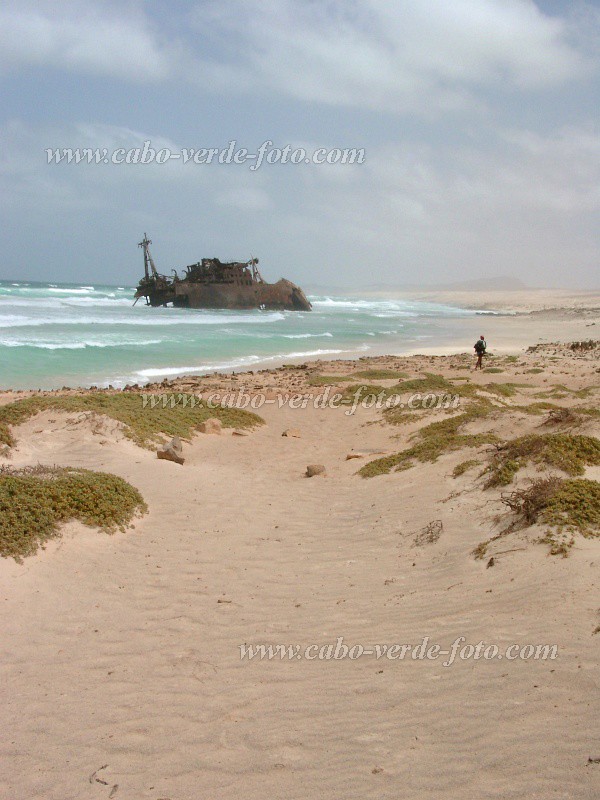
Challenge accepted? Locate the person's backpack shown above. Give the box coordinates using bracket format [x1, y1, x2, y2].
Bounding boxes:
[475, 339, 486, 354]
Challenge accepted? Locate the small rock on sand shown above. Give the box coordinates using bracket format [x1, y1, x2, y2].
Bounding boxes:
[199, 418, 222, 435]
[282, 428, 301, 438]
[346, 449, 388, 460]
[157, 444, 185, 465]
[306, 464, 326, 477]
[170, 436, 183, 453]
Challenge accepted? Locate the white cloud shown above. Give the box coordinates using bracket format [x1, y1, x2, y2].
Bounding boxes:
[0, 1, 177, 81]
[266, 124, 600, 284]
[2, 118, 596, 286]
[189, 0, 593, 112]
[0, 1, 595, 115]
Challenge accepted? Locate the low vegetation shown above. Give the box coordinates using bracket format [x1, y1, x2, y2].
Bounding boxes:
[482, 383, 519, 398]
[352, 369, 409, 380]
[309, 369, 409, 386]
[535, 384, 598, 400]
[394, 373, 477, 397]
[513, 401, 560, 415]
[308, 374, 356, 385]
[359, 402, 498, 477]
[383, 409, 421, 426]
[338, 375, 471, 407]
[473, 477, 600, 559]
[578, 407, 600, 418]
[498, 477, 600, 555]
[542, 408, 584, 427]
[338, 384, 390, 405]
[484, 433, 600, 488]
[0, 465, 147, 560]
[502, 477, 600, 535]
[0, 392, 263, 450]
[452, 459, 480, 478]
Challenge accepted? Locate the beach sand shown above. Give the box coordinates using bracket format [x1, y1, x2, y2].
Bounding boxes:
[0, 300, 599, 799]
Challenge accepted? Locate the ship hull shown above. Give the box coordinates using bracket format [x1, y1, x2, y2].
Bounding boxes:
[137, 278, 312, 311]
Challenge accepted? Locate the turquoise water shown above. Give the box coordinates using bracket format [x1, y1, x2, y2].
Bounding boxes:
[0, 280, 485, 390]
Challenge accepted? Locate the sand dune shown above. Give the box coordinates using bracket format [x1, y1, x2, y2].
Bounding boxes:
[1, 334, 599, 799]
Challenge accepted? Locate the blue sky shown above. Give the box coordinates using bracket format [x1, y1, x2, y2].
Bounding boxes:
[0, 0, 598, 288]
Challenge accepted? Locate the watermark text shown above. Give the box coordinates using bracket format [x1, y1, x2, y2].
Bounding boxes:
[46, 140, 366, 171]
[141, 388, 460, 416]
[240, 637, 559, 667]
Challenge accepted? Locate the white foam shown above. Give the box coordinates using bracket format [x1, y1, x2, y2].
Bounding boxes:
[59, 296, 133, 307]
[0, 310, 286, 327]
[282, 332, 333, 339]
[132, 348, 348, 381]
[47, 287, 93, 294]
[0, 338, 163, 350]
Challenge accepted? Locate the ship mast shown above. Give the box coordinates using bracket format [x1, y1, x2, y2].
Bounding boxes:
[249, 255, 262, 283]
[138, 233, 158, 280]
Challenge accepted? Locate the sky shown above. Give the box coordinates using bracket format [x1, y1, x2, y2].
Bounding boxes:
[0, 0, 598, 289]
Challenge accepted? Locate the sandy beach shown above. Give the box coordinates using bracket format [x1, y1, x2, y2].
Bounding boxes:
[1, 300, 599, 799]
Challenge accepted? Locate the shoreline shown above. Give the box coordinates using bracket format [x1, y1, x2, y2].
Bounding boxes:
[1, 297, 598, 395]
[341, 287, 600, 313]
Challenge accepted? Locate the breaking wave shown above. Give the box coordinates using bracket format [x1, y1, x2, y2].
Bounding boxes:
[0, 279, 480, 390]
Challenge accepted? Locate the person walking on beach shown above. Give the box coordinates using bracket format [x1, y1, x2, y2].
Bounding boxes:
[474, 335, 486, 369]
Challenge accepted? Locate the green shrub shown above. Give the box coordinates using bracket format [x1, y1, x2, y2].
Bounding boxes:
[310, 368, 415, 386]
[542, 479, 600, 534]
[0, 392, 263, 450]
[352, 369, 409, 380]
[340, 384, 390, 403]
[360, 402, 498, 477]
[513, 401, 560, 415]
[393, 373, 477, 397]
[0, 466, 147, 560]
[483, 383, 517, 398]
[485, 434, 600, 488]
[383, 408, 421, 426]
[452, 459, 480, 478]
[308, 374, 355, 385]
[500, 477, 600, 553]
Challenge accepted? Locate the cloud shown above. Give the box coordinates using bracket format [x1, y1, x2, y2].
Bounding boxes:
[0, 2, 597, 288]
[0, 1, 178, 81]
[188, 0, 593, 112]
[1, 119, 597, 287]
[262, 125, 600, 284]
[0, 1, 595, 115]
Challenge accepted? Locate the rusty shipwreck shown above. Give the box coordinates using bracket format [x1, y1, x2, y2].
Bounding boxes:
[134, 234, 312, 311]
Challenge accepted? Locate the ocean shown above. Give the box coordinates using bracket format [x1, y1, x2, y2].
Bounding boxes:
[0, 280, 486, 390]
